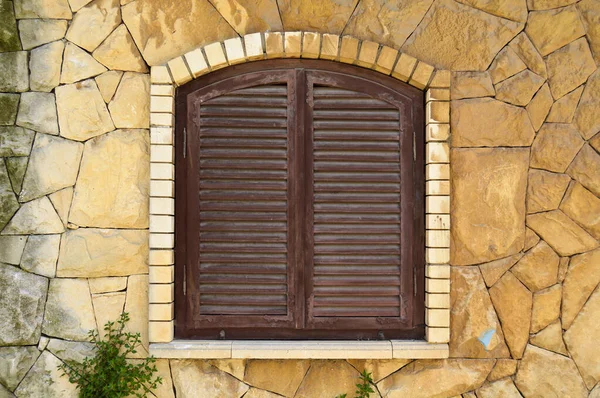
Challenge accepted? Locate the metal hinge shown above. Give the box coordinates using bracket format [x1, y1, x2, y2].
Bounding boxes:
[183, 127, 187, 158]
[183, 263, 187, 296]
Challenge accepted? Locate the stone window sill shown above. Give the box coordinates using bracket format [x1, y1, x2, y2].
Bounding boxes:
[149, 340, 449, 359]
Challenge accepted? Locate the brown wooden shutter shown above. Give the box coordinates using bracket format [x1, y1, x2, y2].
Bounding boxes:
[177, 70, 300, 336]
[175, 60, 425, 339]
[304, 70, 419, 334]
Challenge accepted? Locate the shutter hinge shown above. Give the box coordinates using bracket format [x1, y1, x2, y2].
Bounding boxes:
[183, 263, 187, 296]
[183, 127, 187, 158]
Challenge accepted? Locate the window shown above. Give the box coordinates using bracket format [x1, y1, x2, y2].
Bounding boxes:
[174, 60, 425, 340]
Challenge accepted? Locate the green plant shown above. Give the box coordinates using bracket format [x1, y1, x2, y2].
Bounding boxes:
[58, 312, 162, 398]
[335, 370, 375, 398]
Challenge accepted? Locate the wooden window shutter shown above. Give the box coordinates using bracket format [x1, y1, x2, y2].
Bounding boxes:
[175, 60, 425, 340]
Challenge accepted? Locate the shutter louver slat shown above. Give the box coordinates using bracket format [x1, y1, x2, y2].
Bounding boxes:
[310, 85, 403, 319]
[197, 84, 289, 317]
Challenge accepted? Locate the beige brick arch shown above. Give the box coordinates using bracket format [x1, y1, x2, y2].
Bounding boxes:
[147, 32, 452, 357]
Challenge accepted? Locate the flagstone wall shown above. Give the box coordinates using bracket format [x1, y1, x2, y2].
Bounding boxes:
[1, 0, 600, 397]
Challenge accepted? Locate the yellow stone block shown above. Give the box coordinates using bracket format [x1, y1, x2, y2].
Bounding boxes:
[166, 57, 192, 86]
[150, 180, 174, 198]
[426, 142, 450, 164]
[427, 101, 450, 124]
[224, 37, 245, 65]
[149, 266, 175, 284]
[426, 278, 451, 293]
[149, 233, 174, 249]
[149, 303, 174, 321]
[244, 33, 264, 60]
[426, 309, 450, 327]
[426, 124, 450, 142]
[426, 196, 450, 214]
[426, 164, 450, 180]
[426, 214, 450, 230]
[265, 32, 284, 58]
[150, 66, 172, 84]
[302, 32, 320, 59]
[429, 70, 451, 88]
[339, 36, 359, 64]
[150, 163, 174, 180]
[426, 248, 451, 264]
[320, 34, 339, 60]
[426, 230, 450, 248]
[149, 249, 174, 265]
[284, 31, 302, 58]
[150, 96, 173, 113]
[184, 48, 209, 78]
[150, 198, 175, 215]
[149, 283, 174, 303]
[150, 215, 174, 233]
[374, 46, 398, 75]
[356, 40, 378, 68]
[392, 53, 417, 82]
[426, 180, 450, 195]
[426, 327, 450, 343]
[204, 42, 228, 70]
[149, 321, 174, 343]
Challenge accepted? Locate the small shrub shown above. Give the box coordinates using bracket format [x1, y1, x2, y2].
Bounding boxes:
[335, 370, 375, 398]
[58, 312, 162, 398]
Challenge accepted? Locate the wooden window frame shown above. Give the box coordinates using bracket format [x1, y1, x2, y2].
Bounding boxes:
[174, 59, 425, 340]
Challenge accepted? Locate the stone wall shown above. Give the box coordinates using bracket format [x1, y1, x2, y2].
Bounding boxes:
[0, 0, 600, 397]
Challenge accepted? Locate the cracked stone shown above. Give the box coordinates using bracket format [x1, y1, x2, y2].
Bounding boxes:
[60, 42, 107, 84]
[479, 254, 523, 287]
[511, 241, 559, 292]
[530, 320, 568, 355]
[29, 41, 64, 92]
[19, 134, 83, 202]
[42, 278, 96, 341]
[495, 69, 545, 106]
[15, 92, 59, 135]
[92, 24, 148, 72]
[13, 351, 77, 397]
[18, 19, 67, 50]
[0, 263, 48, 346]
[57, 228, 148, 277]
[94, 71, 122, 103]
[451, 98, 534, 147]
[488, 46, 527, 84]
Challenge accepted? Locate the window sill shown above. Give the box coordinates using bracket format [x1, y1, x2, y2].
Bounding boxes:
[149, 340, 449, 359]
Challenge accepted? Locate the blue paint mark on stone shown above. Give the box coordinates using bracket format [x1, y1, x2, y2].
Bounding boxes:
[478, 329, 496, 350]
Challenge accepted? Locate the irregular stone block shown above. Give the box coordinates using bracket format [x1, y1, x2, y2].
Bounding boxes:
[108, 73, 149, 128]
[0, 346, 40, 391]
[20, 234, 60, 278]
[29, 41, 64, 92]
[548, 85, 583, 123]
[344, 0, 433, 49]
[529, 320, 567, 355]
[42, 278, 96, 341]
[0, 162, 19, 232]
[18, 19, 67, 50]
[578, 0, 600, 64]
[66, 0, 121, 52]
[0, 94, 19, 126]
[451, 71, 494, 99]
[528, 0, 577, 9]
[94, 70, 122, 103]
[0, 52, 28, 93]
[295, 360, 360, 398]
[402, 0, 523, 71]
[0, 127, 35, 157]
[92, 25, 148, 72]
[19, 134, 84, 202]
[574, 69, 600, 140]
[0, 263, 48, 346]
[244, 360, 310, 397]
[525, 6, 585, 56]
[525, 83, 552, 131]
[278, 0, 357, 34]
[16, 92, 59, 135]
[515, 344, 587, 397]
[0, 235, 26, 265]
[526, 169, 570, 214]
[531, 284, 561, 333]
[523, 227, 540, 251]
[508, 32, 547, 78]
[69, 129, 148, 227]
[57, 228, 148, 277]
[560, 182, 600, 240]
[450, 267, 509, 358]
[55, 79, 114, 141]
[2, 196, 64, 235]
[527, 210, 598, 256]
[567, 144, 600, 198]
[124, 274, 148, 357]
[561, 248, 600, 329]
[476, 378, 522, 398]
[122, 0, 235, 66]
[478, 254, 522, 287]
[451, 148, 528, 265]
[487, 358, 517, 382]
[13, 351, 77, 397]
[88, 276, 127, 294]
[530, 123, 584, 173]
[210, 0, 282, 35]
[488, 46, 526, 84]
[14, 0, 71, 19]
[451, 98, 534, 147]
[46, 338, 95, 363]
[0, 1, 21, 52]
[346, 359, 411, 383]
[171, 360, 249, 398]
[564, 287, 600, 388]
[489, 272, 531, 359]
[92, 292, 125, 339]
[377, 359, 494, 398]
[511, 241, 559, 292]
[546, 37, 596, 100]
[60, 42, 107, 84]
[495, 69, 545, 106]
[5, 158, 27, 194]
[48, 187, 72, 226]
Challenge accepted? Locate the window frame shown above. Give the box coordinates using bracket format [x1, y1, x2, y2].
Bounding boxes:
[173, 59, 425, 340]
